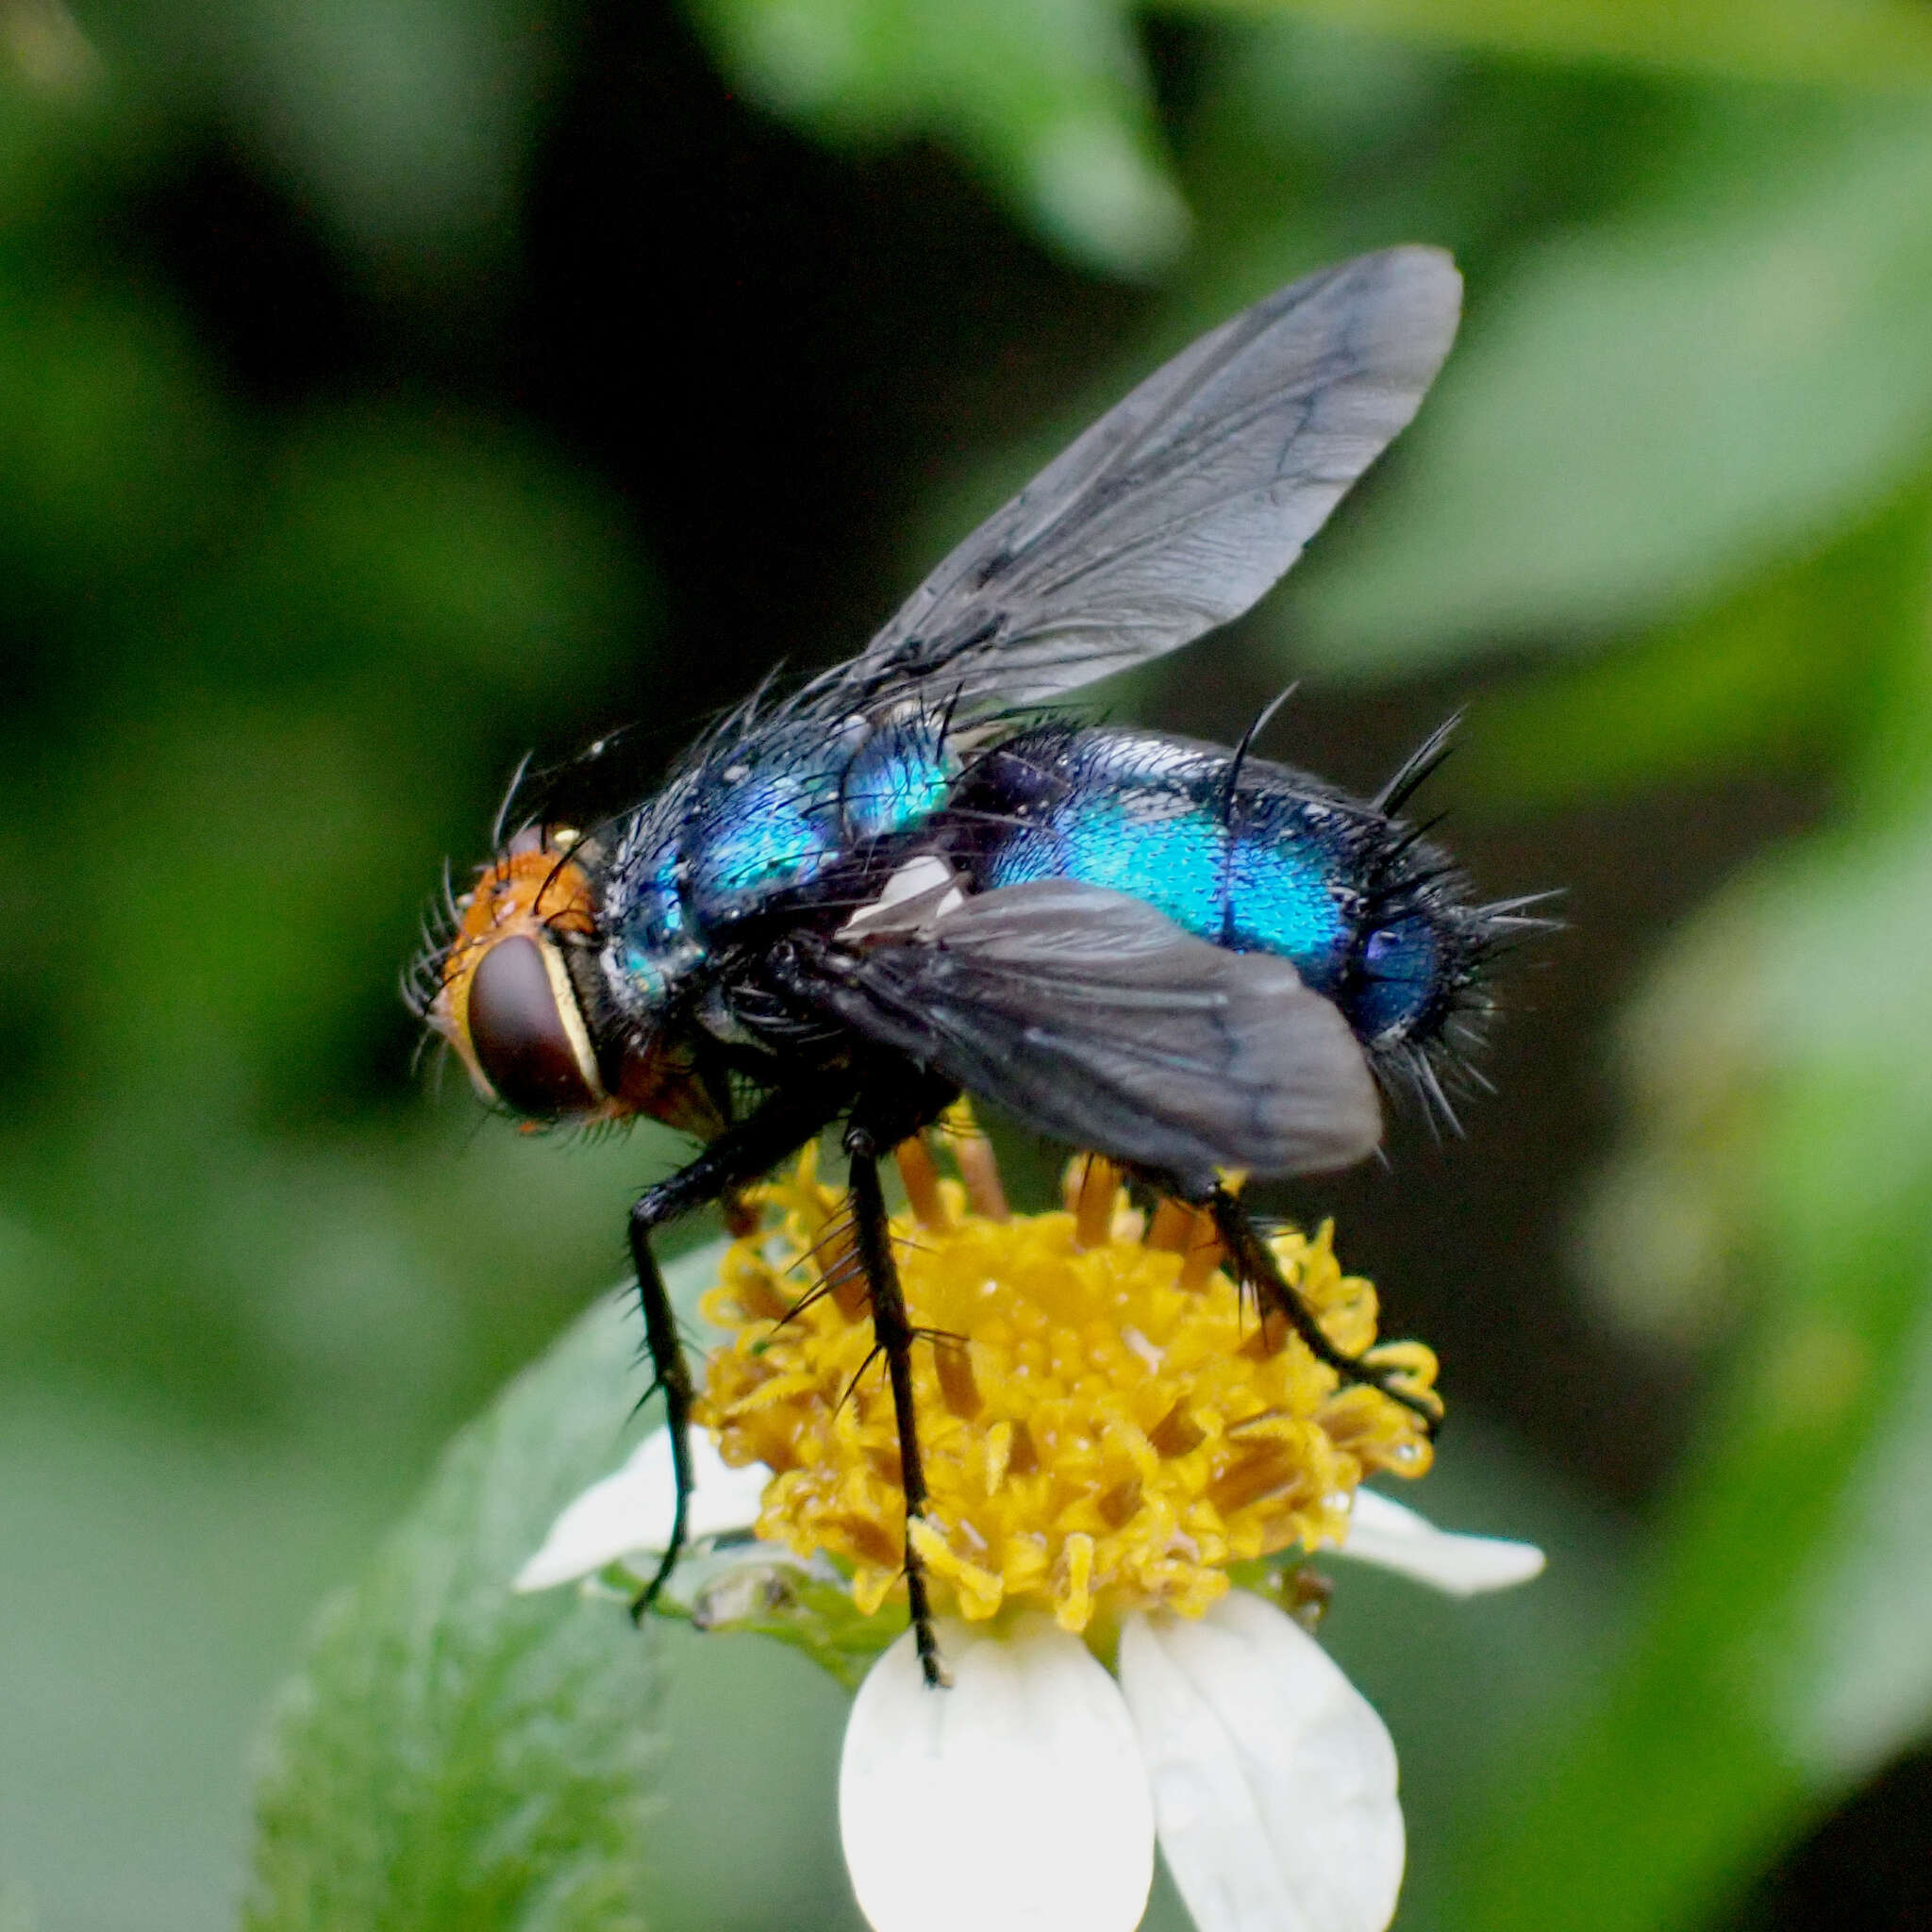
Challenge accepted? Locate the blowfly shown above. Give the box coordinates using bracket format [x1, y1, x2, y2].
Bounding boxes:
[414, 247, 1541, 1685]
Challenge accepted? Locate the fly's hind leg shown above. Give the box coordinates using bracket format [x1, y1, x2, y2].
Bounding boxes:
[1204, 1184, 1442, 1435]
[844, 1119, 951, 1689]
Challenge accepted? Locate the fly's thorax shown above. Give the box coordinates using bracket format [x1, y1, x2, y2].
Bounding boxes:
[679, 711, 956, 927]
[602, 706, 958, 995]
[604, 834, 703, 1007]
[841, 705, 957, 841]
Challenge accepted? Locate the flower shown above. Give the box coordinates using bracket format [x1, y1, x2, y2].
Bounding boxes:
[517, 1124, 1544, 1932]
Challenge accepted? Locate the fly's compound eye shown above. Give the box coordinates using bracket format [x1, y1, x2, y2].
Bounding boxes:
[426, 828, 608, 1121]
[466, 934, 606, 1119]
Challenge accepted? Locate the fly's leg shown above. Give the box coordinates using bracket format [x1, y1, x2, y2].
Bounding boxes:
[1204, 1184, 1442, 1435]
[627, 1079, 852, 1622]
[627, 1212, 696, 1622]
[845, 1119, 950, 1689]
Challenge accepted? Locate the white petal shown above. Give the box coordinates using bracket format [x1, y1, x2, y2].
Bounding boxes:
[1340, 1489, 1546, 1596]
[1118, 1591, 1403, 1932]
[840, 1616, 1155, 1932]
[513, 1429, 771, 1591]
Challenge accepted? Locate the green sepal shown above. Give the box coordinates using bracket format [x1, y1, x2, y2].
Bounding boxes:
[623, 1552, 905, 1694]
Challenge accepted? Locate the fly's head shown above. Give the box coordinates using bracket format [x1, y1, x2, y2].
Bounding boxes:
[417, 824, 720, 1139]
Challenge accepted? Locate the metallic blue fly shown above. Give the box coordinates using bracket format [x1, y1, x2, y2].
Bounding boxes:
[417, 246, 1541, 1685]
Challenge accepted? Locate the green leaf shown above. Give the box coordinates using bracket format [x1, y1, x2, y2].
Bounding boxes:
[686, 0, 1189, 276]
[1173, 0, 1932, 93]
[243, 1252, 723, 1932]
[0, 16, 110, 233]
[1278, 99, 1932, 675]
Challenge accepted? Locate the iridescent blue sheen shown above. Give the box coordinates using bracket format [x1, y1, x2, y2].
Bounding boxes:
[609, 716, 958, 993]
[983, 731, 1228, 936]
[615, 829, 696, 1004]
[989, 794, 1227, 945]
[686, 756, 841, 925]
[605, 713, 1463, 1061]
[975, 727, 1359, 1000]
[1224, 792, 1350, 990]
[843, 716, 954, 842]
[1352, 915, 1441, 1041]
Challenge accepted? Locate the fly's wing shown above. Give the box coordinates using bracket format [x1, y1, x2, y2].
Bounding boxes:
[819, 246, 1459, 719]
[795, 880, 1380, 1191]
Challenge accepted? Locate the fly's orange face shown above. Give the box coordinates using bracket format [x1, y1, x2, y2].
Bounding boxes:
[430, 825, 722, 1139]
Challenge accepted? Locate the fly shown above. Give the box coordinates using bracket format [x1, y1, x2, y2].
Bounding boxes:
[413, 246, 1543, 1686]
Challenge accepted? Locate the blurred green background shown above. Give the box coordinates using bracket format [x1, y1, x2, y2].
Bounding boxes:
[5, 0, 1932, 1926]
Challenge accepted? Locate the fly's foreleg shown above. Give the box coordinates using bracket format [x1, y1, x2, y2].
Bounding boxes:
[626, 1079, 851, 1622]
[628, 1200, 697, 1620]
[1204, 1184, 1442, 1435]
[844, 1121, 950, 1689]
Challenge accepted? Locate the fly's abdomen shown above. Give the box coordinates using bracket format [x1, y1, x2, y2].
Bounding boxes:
[970, 726, 1350, 985]
[1222, 787, 1356, 987]
[960, 724, 1474, 1058]
[978, 733, 1229, 943]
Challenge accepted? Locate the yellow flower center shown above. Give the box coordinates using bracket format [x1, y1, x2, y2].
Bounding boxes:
[694, 1115, 1440, 1635]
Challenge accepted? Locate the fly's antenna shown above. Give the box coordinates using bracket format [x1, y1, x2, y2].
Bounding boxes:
[1221, 683, 1297, 825]
[1373, 711, 1464, 818]
[491, 752, 536, 849]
